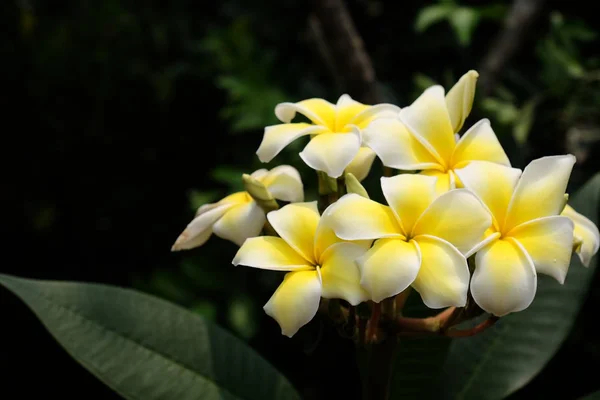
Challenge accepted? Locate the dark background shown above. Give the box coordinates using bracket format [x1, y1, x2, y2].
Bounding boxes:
[2, 0, 600, 398]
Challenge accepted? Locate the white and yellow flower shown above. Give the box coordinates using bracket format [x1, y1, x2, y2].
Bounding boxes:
[561, 204, 600, 267]
[455, 155, 577, 316]
[363, 70, 509, 193]
[325, 174, 491, 307]
[256, 94, 400, 180]
[232, 202, 370, 337]
[171, 166, 303, 250]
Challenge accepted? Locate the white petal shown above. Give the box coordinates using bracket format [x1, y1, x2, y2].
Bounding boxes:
[350, 103, 402, 129]
[412, 235, 469, 308]
[257, 123, 325, 163]
[472, 238, 537, 316]
[562, 204, 600, 266]
[267, 202, 320, 264]
[320, 243, 370, 305]
[399, 86, 455, 166]
[261, 165, 304, 202]
[362, 117, 440, 170]
[250, 168, 269, 180]
[345, 147, 377, 182]
[451, 119, 510, 167]
[275, 98, 336, 126]
[171, 204, 232, 251]
[445, 70, 478, 133]
[505, 155, 576, 231]
[357, 238, 421, 302]
[232, 236, 313, 271]
[509, 216, 574, 284]
[213, 201, 266, 246]
[326, 194, 403, 241]
[299, 129, 361, 178]
[264, 270, 322, 337]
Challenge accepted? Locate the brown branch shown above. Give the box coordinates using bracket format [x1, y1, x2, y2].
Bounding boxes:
[445, 316, 500, 337]
[310, 0, 382, 104]
[478, 0, 546, 97]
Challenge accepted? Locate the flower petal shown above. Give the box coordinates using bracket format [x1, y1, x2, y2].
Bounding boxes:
[509, 216, 574, 283]
[562, 204, 600, 266]
[350, 103, 402, 129]
[505, 155, 576, 231]
[232, 236, 313, 271]
[267, 202, 320, 264]
[261, 165, 304, 202]
[357, 238, 421, 302]
[257, 123, 326, 163]
[362, 117, 441, 170]
[299, 129, 361, 178]
[454, 161, 522, 230]
[212, 201, 266, 246]
[264, 270, 322, 337]
[399, 86, 455, 167]
[250, 168, 269, 180]
[412, 235, 469, 308]
[315, 207, 372, 259]
[275, 99, 336, 127]
[326, 194, 403, 241]
[381, 174, 437, 235]
[445, 70, 478, 133]
[171, 204, 233, 251]
[420, 170, 455, 194]
[451, 119, 510, 167]
[320, 242, 370, 305]
[471, 238, 537, 316]
[345, 147, 377, 182]
[412, 189, 492, 255]
[334, 94, 370, 131]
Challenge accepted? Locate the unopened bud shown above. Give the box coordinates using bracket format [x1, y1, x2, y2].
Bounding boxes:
[345, 173, 369, 198]
[242, 174, 279, 212]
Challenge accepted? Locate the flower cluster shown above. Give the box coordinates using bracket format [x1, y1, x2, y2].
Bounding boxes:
[173, 70, 599, 338]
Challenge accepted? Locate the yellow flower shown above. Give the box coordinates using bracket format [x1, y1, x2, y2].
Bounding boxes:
[325, 174, 491, 306]
[171, 166, 303, 250]
[455, 155, 576, 316]
[561, 204, 599, 267]
[232, 202, 370, 337]
[256, 94, 400, 179]
[363, 70, 509, 193]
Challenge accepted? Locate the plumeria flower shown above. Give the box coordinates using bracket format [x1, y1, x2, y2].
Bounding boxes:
[363, 70, 509, 193]
[256, 94, 400, 180]
[561, 204, 599, 267]
[325, 174, 491, 306]
[171, 166, 303, 250]
[455, 155, 577, 316]
[232, 202, 370, 337]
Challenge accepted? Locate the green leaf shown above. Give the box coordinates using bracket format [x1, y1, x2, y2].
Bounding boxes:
[449, 7, 480, 47]
[580, 389, 600, 400]
[439, 173, 600, 400]
[415, 4, 454, 33]
[0, 275, 301, 400]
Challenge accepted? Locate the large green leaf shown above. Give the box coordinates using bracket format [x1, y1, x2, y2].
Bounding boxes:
[439, 173, 600, 399]
[0, 274, 301, 400]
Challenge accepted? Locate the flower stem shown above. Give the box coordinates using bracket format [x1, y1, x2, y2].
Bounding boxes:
[358, 336, 398, 400]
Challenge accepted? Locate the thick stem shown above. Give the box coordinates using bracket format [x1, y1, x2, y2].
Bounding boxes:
[360, 337, 398, 400]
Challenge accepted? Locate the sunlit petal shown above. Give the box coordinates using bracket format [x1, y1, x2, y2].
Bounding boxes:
[257, 123, 326, 163]
[399, 86, 455, 166]
[345, 147, 376, 182]
[445, 70, 478, 133]
[212, 201, 266, 246]
[275, 98, 336, 127]
[320, 243, 370, 305]
[172, 204, 233, 251]
[299, 129, 361, 178]
[562, 204, 600, 266]
[471, 238, 537, 316]
[412, 235, 469, 308]
[232, 236, 313, 271]
[264, 270, 322, 337]
[362, 117, 440, 170]
[261, 165, 304, 202]
[268, 202, 320, 264]
[357, 238, 421, 302]
[509, 216, 574, 284]
[413, 189, 492, 255]
[454, 161, 522, 230]
[381, 174, 437, 235]
[505, 155, 576, 231]
[326, 194, 403, 241]
[451, 119, 510, 167]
